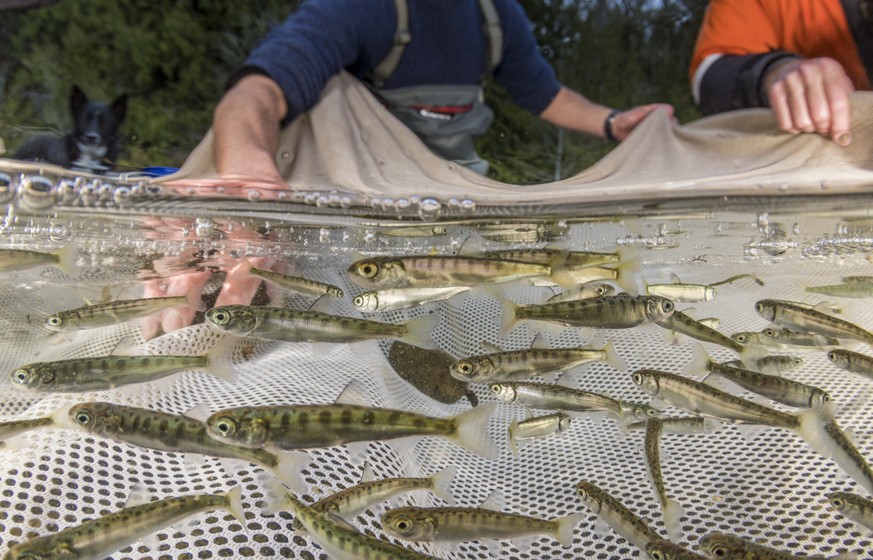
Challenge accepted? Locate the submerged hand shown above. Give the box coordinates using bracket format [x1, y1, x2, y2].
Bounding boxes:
[764, 57, 854, 146]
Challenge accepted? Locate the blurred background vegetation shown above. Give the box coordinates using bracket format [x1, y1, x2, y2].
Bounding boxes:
[0, 0, 708, 184]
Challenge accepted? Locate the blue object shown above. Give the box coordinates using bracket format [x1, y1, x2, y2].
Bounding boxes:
[139, 166, 179, 177]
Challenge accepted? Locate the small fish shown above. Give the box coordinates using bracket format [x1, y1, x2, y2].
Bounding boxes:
[0, 415, 54, 442]
[306, 465, 456, 522]
[656, 310, 745, 356]
[507, 410, 572, 456]
[490, 381, 659, 424]
[0, 244, 76, 274]
[687, 345, 830, 409]
[45, 295, 204, 331]
[353, 286, 469, 312]
[807, 282, 873, 298]
[267, 484, 443, 560]
[377, 225, 449, 237]
[3, 487, 245, 560]
[827, 348, 873, 382]
[699, 532, 858, 559]
[646, 282, 715, 302]
[483, 247, 621, 269]
[762, 327, 841, 349]
[11, 345, 235, 393]
[631, 369, 799, 429]
[65, 402, 309, 490]
[842, 275, 873, 284]
[348, 254, 554, 289]
[729, 354, 804, 376]
[381, 500, 584, 547]
[545, 282, 615, 303]
[241, 260, 343, 298]
[575, 480, 662, 552]
[205, 304, 437, 349]
[797, 407, 873, 495]
[827, 491, 873, 535]
[503, 293, 675, 332]
[730, 331, 784, 350]
[205, 402, 498, 459]
[643, 418, 685, 541]
[755, 299, 873, 347]
[624, 416, 722, 435]
[451, 340, 625, 382]
[646, 538, 708, 560]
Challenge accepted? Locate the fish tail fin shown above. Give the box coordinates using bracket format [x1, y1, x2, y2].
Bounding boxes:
[554, 511, 586, 547]
[53, 243, 78, 275]
[259, 475, 292, 516]
[429, 464, 457, 505]
[549, 268, 580, 290]
[204, 337, 238, 383]
[616, 248, 643, 295]
[401, 312, 439, 350]
[662, 498, 685, 541]
[497, 297, 519, 339]
[223, 486, 246, 524]
[683, 342, 711, 379]
[266, 451, 311, 494]
[507, 422, 520, 457]
[832, 553, 859, 560]
[238, 258, 256, 277]
[452, 403, 499, 459]
[601, 339, 626, 371]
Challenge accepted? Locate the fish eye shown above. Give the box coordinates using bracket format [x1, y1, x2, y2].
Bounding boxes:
[632, 373, 643, 385]
[12, 369, 30, 384]
[213, 416, 237, 437]
[763, 328, 777, 337]
[646, 407, 657, 417]
[826, 351, 837, 362]
[830, 496, 844, 509]
[754, 302, 764, 313]
[709, 543, 729, 557]
[46, 315, 63, 327]
[661, 300, 674, 313]
[353, 296, 364, 307]
[821, 394, 831, 403]
[595, 285, 607, 295]
[73, 410, 93, 426]
[358, 262, 379, 278]
[395, 519, 410, 530]
[210, 309, 231, 325]
[456, 361, 473, 375]
[489, 384, 501, 394]
[734, 334, 747, 343]
[648, 550, 665, 560]
[575, 486, 588, 499]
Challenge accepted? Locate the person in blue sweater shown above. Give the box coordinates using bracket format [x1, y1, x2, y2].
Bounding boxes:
[213, 0, 674, 183]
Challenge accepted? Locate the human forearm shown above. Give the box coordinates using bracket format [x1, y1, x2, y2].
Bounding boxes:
[213, 74, 288, 182]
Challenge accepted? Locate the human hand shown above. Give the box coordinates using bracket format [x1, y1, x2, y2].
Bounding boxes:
[610, 103, 675, 142]
[764, 57, 854, 146]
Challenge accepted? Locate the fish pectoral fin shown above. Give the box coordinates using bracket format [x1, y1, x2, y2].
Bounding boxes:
[480, 489, 506, 511]
[509, 533, 539, 554]
[136, 531, 164, 552]
[335, 380, 372, 406]
[345, 440, 370, 459]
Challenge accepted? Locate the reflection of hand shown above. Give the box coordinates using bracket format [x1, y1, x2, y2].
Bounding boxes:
[139, 218, 274, 339]
[764, 57, 854, 146]
[611, 103, 675, 142]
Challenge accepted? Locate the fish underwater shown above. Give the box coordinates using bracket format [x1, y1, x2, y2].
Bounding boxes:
[44, 295, 204, 331]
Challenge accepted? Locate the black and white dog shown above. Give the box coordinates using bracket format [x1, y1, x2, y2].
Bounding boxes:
[14, 85, 127, 173]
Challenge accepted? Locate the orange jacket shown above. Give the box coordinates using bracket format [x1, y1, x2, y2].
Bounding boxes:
[691, 0, 870, 93]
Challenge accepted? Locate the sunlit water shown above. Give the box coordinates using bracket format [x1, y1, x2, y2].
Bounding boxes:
[0, 169, 871, 559]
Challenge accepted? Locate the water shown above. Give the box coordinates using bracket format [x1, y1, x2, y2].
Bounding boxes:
[0, 170, 871, 559]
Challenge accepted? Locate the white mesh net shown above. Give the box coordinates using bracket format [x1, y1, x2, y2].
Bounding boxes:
[0, 205, 871, 560]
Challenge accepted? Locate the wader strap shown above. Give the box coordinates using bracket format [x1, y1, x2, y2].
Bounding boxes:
[368, 0, 411, 87]
[841, 0, 873, 85]
[478, 0, 503, 74]
[368, 0, 503, 87]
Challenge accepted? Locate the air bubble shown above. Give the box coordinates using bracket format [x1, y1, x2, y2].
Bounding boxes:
[395, 198, 410, 211]
[0, 173, 14, 204]
[316, 196, 329, 208]
[339, 196, 352, 209]
[246, 190, 261, 202]
[418, 198, 441, 220]
[19, 175, 56, 211]
[460, 199, 476, 213]
[194, 218, 216, 238]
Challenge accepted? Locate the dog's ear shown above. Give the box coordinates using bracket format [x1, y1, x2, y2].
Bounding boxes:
[111, 94, 128, 123]
[70, 85, 87, 113]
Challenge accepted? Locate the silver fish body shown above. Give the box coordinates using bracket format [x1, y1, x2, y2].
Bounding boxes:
[247, 265, 343, 298]
[2, 488, 244, 560]
[656, 310, 744, 355]
[507, 411, 572, 455]
[0, 415, 54, 441]
[451, 340, 623, 382]
[699, 532, 856, 559]
[755, 299, 873, 347]
[806, 282, 873, 298]
[348, 255, 551, 289]
[575, 480, 661, 552]
[512, 294, 675, 329]
[12, 354, 215, 393]
[0, 245, 76, 274]
[646, 538, 709, 560]
[45, 295, 196, 331]
[205, 402, 498, 459]
[624, 416, 722, 435]
[827, 348, 873, 381]
[353, 286, 469, 312]
[545, 282, 615, 303]
[797, 408, 873, 495]
[204, 304, 434, 347]
[644, 418, 685, 541]
[827, 491, 873, 533]
[703, 360, 831, 409]
[381, 504, 583, 546]
[647, 283, 715, 302]
[762, 327, 841, 349]
[631, 369, 799, 429]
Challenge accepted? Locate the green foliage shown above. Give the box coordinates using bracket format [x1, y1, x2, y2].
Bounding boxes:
[0, 0, 706, 179]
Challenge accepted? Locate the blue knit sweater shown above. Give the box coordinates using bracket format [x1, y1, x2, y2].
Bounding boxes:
[239, 0, 562, 125]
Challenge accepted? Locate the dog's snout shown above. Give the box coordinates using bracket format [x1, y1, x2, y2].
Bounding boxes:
[82, 132, 102, 145]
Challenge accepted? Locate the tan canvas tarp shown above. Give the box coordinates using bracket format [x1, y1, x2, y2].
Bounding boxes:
[166, 71, 873, 207]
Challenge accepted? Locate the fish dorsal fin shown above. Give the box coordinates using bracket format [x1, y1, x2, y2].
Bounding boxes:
[479, 340, 503, 353]
[529, 333, 549, 350]
[308, 294, 336, 314]
[183, 403, 211, 423]
[480, 489, 505, 511]
[360, 463, 376, 483]
[669, 273, 682, 284]
[456, 233, 484, 257]
[110, 336, 137, 356]
[522, 406, 533, 420]
[335, 380, 372, 406]
[125, 482, 152, 508]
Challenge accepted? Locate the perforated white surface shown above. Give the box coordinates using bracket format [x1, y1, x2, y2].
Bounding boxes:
[0, 207, 872, 559]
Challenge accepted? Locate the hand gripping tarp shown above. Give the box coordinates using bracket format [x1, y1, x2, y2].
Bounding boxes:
[165, 71, 873, 209]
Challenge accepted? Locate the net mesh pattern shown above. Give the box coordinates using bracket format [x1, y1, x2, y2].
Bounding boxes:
[0, 208, 871, 559]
